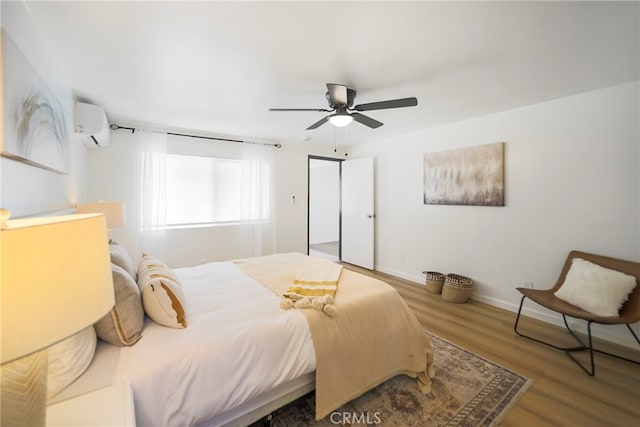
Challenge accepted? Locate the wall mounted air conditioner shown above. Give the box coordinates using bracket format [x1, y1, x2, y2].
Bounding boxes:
[74, 102, 110, 148]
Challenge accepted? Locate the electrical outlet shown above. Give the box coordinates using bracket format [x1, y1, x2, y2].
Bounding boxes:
[523, 281, 534, 289]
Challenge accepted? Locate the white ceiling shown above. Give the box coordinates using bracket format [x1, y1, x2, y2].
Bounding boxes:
[25, 1, 639, 146]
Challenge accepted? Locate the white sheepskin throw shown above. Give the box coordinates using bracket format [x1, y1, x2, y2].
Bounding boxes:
[554, 258, 637, 317]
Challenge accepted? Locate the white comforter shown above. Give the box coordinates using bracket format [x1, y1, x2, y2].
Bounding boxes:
[113, 261, 316, 426]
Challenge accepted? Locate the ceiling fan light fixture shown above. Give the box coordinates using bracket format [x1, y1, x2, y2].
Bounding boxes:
[328, 113, 353, 128]
[270, 83, 417, 130]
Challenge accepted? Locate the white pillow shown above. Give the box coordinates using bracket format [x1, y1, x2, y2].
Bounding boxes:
[46, 326, 97, 401]
[554, 258, 637, 317]
[137, 255, 187, 328]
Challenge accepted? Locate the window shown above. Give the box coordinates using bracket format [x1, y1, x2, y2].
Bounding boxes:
[165, 153, 268, 226]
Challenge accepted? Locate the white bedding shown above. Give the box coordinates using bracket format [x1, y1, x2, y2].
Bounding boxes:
[112, 261, 316, 426]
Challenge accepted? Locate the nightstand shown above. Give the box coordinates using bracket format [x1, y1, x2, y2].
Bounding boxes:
[47, 382, 135, 426]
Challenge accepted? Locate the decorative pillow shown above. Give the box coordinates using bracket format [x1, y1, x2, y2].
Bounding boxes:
[137, 253, 180, 282]
[46, 326, 97, 401]
[109, 241, 137, 281]
[94, 263, 144, 346]
[137, 254, 187, 328]
[554, 258, 637, 317]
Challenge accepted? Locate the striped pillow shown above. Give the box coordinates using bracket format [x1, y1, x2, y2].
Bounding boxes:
[109, 241, 137, 281]
[94, 263, 144, 346]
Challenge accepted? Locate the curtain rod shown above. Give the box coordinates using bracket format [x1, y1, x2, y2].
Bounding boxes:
[109, 123, 282, 148]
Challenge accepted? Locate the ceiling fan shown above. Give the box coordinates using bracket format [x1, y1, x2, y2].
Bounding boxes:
[269, 83, 418, 130]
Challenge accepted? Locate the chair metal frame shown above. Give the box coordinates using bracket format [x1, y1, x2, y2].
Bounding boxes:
[514, 297, 640, 376]
[513, 250, 640, 376]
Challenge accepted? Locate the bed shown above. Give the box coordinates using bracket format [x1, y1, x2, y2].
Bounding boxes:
[50, 249, 434, 426]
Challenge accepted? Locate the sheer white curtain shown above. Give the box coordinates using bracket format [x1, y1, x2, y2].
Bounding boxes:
[129, 130, 168, 261]
[123, 130, 275, 262]
[236, 142, 277, 258]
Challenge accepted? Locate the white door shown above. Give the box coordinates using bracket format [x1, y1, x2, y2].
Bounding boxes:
[341, 157, 374, 269]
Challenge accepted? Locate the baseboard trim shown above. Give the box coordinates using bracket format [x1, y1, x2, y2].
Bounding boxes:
[375, 265, 424, 285]
[375, 264, 639, 349]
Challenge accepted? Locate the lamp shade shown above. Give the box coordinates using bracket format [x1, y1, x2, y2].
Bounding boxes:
[1, 212, 115, 365]
[76, 201, 126, 228]
[328, 113, 353, 128]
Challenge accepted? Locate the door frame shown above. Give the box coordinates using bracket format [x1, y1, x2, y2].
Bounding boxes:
[307, 155, 344, 260]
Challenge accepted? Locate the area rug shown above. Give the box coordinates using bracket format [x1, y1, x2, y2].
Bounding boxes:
[270, 333, 532, 426]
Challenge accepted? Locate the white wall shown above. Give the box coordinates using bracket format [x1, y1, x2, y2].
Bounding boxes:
[347, 82, 640, 347]
[309, 160, 340, 245]
[273, 142, 342, 254]
[0, 1, 87, 217]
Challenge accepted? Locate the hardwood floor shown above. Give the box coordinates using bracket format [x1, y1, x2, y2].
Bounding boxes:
[343, 264, 640, 427]
[309, 241, 339, 256]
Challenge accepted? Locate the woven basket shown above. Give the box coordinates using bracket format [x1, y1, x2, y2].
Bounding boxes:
[423, 271, 445, 294]
[442, 273, 473, 303]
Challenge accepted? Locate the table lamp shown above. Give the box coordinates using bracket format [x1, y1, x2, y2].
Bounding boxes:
[0, 209, 115, 426]
[75, 201, 126, 229]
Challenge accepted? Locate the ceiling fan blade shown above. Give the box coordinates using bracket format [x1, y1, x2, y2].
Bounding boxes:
[306, 116, 329, 130]
[352, 113, 383, 129]
[353, 97, 418, 111]
[269, 108, 332, 112]
[326, 83, 348, 106]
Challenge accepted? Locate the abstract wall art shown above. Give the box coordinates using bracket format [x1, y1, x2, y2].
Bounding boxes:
[1, 30, 70, 174]
[424, 142, 505, 206]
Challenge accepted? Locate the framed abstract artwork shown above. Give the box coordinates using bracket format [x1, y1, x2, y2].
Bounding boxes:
[1, 30, 71, 174]
[424, 142, 505, 206]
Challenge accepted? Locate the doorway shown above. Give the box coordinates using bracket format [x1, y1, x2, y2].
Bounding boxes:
[308, 156, 342, 262]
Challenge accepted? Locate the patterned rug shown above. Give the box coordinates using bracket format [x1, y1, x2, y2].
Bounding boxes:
[270, 333, 532, 426]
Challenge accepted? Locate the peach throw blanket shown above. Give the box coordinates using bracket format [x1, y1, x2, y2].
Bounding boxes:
[234, 253, 434, 420]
